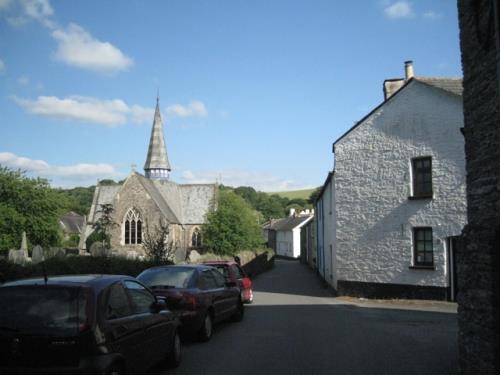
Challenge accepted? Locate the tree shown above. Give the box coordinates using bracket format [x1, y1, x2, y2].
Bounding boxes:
[202, 190, 264, 255]
[92, 203, 117, 250]
[142, 220, 176, 264]
[0, 166, 64, 253]
[308, 187, 322, 205]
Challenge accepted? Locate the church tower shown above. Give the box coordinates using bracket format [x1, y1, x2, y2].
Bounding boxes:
[144, 96, 171, 179]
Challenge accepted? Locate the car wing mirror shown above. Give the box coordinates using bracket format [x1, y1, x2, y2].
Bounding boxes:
[152, 297, 167, 312]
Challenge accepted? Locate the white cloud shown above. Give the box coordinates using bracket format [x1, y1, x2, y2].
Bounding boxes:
[384, 1, 413, 19]
[166, 101, 208, 118]
[0, 0, 12, 11]
[17, 75, 29, 85]
[0, 151, 123, 186]
[423, 11, 442, 20]
[51, 23, 133, 73]
[0, 58, 5, 73]
[179, 169, 311, 192]
[12, 95, 154, 127]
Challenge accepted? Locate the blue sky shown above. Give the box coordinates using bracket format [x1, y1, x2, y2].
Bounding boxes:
[0, 0, 462, 191]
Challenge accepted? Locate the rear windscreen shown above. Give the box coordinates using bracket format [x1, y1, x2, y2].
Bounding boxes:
[0, 286, 87, 336]
[138, 268, 195, 289]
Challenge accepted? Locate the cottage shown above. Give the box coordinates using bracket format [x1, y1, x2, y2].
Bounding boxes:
[319, 61, 466, 300]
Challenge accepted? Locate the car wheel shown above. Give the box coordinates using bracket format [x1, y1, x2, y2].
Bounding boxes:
[198, 312, 213, 342]
[106, 363, 125, 375]
[165, 330, 182, 368]
[232, 300, 244, 322]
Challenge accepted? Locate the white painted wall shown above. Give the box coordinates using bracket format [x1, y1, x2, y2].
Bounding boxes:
[333, 81, 466, 287]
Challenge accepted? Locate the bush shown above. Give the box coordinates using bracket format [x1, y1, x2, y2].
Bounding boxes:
[0, 256, 173, 283]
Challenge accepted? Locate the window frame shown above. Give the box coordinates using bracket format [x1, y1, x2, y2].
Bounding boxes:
[410, 156, 433, 199]
[123, 208, 143, 245]
[412, 227, 434, 268]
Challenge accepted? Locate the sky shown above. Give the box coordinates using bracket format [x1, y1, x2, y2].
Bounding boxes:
[0, 0, 462, 191]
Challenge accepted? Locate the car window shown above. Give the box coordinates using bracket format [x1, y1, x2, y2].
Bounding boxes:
[106, 282, 132, 319]
[198, 270, 218, 290]
[213, 265, 230, 279]
[0, 286, 86, 336]
[232, 265, 245, 279]
[210, 269, 226, 288]
[124, 280, 155, 314]
[138, 267, 195, 289]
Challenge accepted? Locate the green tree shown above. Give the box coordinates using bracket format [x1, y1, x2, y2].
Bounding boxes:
[202, 191, 264, 255]
[308, 187, 322, 205]
[142, 220, 176, 264]
[91, 203, 117, 250]
[0, 166, 64, 252]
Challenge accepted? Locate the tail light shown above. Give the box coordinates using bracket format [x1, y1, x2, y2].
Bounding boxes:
[241, 277, 252, 289]
[181, 293, 197, 310]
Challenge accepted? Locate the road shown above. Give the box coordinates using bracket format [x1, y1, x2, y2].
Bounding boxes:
[153, 259, 458, 375]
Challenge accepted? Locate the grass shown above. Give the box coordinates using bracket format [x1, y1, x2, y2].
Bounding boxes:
[267, 188, 317, 200]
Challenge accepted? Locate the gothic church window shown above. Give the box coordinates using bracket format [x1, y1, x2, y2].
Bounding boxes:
[124, 208, 142, 245]
[192, 228, 202, 248]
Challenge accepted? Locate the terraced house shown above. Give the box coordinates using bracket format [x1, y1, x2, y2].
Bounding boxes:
[316, 61, 466, 301]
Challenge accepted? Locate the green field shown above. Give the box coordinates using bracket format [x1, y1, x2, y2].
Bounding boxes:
[267, 188, 317, 200]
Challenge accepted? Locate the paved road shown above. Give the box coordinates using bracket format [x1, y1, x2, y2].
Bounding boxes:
[153, 259, 458, 375]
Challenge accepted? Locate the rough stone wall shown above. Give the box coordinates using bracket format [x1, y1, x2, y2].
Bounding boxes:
[109, 174, 185, 255]
[334, 81, 466, 287]
[457, 1, 500, 373]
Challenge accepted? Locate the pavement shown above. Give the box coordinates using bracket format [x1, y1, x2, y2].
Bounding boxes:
[153, 258, 458, 375]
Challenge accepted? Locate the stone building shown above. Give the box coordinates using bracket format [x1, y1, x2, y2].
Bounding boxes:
[457, 1, 500, 373]
[323, 61, 467, 300]
[84, 98, 217, 259]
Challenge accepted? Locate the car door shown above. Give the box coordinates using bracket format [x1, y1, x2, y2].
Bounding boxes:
[210, 269, 239, 319]
[198, 270, 224, 321]
[123, 280, 175, 366]
[101, 282, 147, 375]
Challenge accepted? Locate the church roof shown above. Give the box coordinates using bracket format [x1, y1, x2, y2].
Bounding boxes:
[144, 98, 171, 172]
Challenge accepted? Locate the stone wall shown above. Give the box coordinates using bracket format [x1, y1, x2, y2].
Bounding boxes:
[457, 1, 500, 373]
[334, 81, 466, 290]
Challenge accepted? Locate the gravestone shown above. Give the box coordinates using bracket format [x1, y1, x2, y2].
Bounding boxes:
[31, 245, 44, 264]
[20, 231, 28, 258]
[174, 247, 187, 263]
[90, 242, 110, 257]
[188, 250, 201, 263]
[8, 249, 29, 265]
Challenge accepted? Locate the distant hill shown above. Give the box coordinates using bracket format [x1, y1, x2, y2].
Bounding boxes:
[267, 188, 317, 200]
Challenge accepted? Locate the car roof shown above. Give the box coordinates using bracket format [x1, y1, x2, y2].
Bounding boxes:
[202, 260, 238, 266]
[141, 264, 215, 272]
[1, 274, 135, 290]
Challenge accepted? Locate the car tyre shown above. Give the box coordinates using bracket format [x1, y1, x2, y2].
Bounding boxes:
[232, 300, 244, 322]
[165, 330, 182, 368]
[198, 312, 213, 342]
[106, 363, 125, 375]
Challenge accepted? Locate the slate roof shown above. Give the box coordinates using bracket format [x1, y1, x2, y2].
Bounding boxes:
[60, 212, 85, 234]
[415, 77, 463, 96]
[144, 98, 171, 172]
[91, 173, 216, 225]
[264, 215, 313, 232]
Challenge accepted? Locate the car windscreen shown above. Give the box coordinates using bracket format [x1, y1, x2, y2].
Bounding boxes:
[0, 285, 87, 337]
[138, 267, 196, 289]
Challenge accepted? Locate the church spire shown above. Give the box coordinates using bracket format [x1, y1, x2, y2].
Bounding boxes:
[144, 96, 171, 179]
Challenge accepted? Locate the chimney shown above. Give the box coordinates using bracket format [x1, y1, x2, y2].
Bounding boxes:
[405, 60, 414, 80]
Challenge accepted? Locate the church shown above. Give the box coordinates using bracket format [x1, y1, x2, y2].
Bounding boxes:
[83, 97, 217, 259]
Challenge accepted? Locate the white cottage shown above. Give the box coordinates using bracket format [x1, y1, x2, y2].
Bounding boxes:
[329, 61, 466, 300]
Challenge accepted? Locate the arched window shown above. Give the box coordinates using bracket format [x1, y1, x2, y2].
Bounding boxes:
[124, 208, 142, 245]
[191, 228, 202, 248]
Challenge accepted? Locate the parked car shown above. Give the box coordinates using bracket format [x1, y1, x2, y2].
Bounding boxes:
[203, 261, 254, 304]
[0, 275, 181, 375]
[137, 265, 243, 341]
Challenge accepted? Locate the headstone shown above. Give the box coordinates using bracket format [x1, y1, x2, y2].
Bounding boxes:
[174, 247, 187, 263]
[188, 250, 201, 263]
[126, 251, 138, 260]
[48, 247, 66, 258]
[20, 231, 28, 258]
[8, 249, 28, 265]
[90, 242, 110, 257]
[31, 245, 44, 264]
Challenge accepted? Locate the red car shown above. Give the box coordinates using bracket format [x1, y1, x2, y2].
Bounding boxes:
[137, 265, 243, 342]
[203, 261, 253, 304]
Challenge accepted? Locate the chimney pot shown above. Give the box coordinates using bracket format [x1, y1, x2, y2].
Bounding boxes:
[405, 60, 414, 80]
